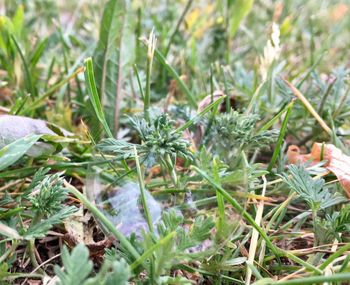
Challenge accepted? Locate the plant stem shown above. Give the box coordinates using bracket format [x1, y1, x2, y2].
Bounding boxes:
[267, 100, 294, 171]
[165, 153, 178, 188]
[134, 146, 154, 234]
[28, 239, 44, 275]
[319, 242, 350, 270]
[4, 273, 44, 281]
[312, 210, 318, 247]
[27, 213, 45, 275]
[0, 240, 19, 264]
[144, 30, 156, 123]
[141, 39, 197, 108]
[130, 231, 176, 270]
[283, 79, 332, 136]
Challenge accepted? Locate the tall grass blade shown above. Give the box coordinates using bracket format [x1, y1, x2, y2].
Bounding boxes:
[11, 35, 36, 97]
[93, 0, 134, 134]
[267, 100, 294, 171]
[84, 57, 113, 138]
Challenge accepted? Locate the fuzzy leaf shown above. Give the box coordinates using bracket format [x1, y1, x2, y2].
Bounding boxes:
[55, 244, 93, 285]
[104, 259, 131, 285]
[282, 165, 346, 212]
[24, 206, 77, 239]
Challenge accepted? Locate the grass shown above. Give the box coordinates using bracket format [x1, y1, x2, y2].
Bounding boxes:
[0, 0, 350, 284]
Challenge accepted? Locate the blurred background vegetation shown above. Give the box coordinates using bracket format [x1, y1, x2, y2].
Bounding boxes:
[1, 0, 349, 140]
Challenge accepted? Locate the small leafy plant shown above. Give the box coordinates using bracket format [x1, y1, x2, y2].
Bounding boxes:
[281, 164, 346, 245]
[1, 0, 350, 284]
[98, 113, 193, 186]
[209, 111, 278, 163]
[54, 244, 130, 285]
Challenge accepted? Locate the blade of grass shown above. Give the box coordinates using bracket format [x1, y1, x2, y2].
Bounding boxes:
[246, 261, 263, 281]
[191, 166, 322, 274]
[0, 134, 42, 171]
[130, 231, 176, 270]
[191, 165, 278, 256]
[29, 37, 48, 69]
[12, 93, 30, 115]
[258, 192, 297, 265]
[84, 57, 113, 138]
[93, 0, 130, 133]
[45, 57, 56, 90]
[267, 100, 294, 171]
[317, 78, 336, 114]
[295, 52, 325, 89]
[176, 95, 225, 132]
[245, 82, 266, 114]
[144, 30, 156, 122]
[221, 65, 230, 112]
[283, 79, 332, 136]
[339, 253, 350, 272]
[227, 0, 254, 62]
[332, 84, 350, 119]
[319, 242, 350, 270]
[21, 66, 84, 114]
[133, 64, 144, 100]
[0, 240, 19, 264]
[141, 38, 197, 108]
[164, 0, 193, 56]
[245, 175, 267, 284]
[11, 35, 35, 97]
[259, 99, 296, 133]
[213, 158, 225, 234]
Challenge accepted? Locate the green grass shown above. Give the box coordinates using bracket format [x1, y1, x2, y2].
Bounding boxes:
[0, 0, 350, 284]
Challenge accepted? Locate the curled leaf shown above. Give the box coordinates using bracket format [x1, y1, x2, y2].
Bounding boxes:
[287, 143, 350, 197]
[0, 115, 72, 157]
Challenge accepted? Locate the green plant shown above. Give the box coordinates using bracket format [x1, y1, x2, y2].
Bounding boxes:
[281, 164, 346, 245]
[209, 111, 277, 163]
[97, 113, 193, 186]
[282, 165, 346, 213]
[54, 244, 131, 285]
[1, 0, 350, 283]
[27, 170, 67, 215]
